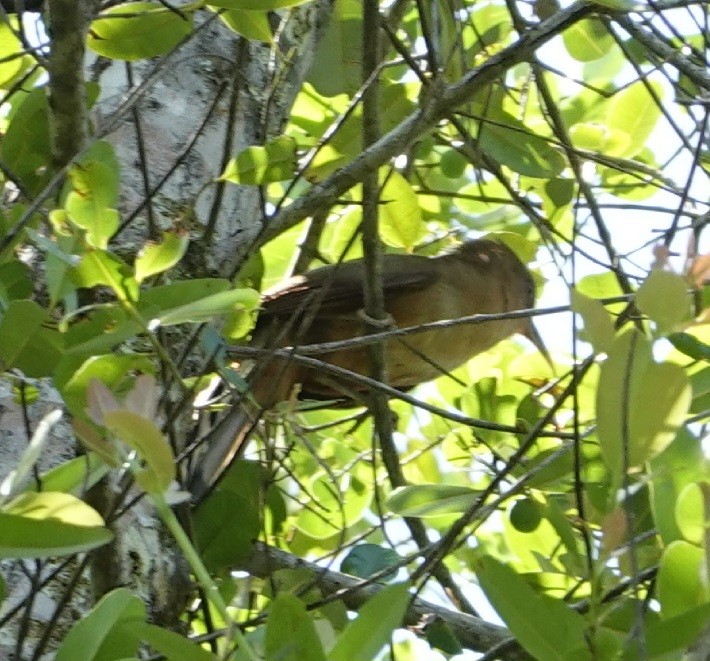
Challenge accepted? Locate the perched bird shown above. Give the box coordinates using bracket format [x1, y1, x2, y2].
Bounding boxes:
[188, 238, 548, 499]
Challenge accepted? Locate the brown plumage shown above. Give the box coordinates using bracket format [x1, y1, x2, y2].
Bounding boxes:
[188, 238, 548, 499]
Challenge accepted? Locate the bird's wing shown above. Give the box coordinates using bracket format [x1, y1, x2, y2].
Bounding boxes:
[260, 255, 439, 318]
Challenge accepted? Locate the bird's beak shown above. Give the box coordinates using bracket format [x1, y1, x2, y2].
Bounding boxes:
[522, 319, 553, 370]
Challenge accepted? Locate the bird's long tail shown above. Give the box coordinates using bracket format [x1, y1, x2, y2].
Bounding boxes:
[186, 400, 261, 502]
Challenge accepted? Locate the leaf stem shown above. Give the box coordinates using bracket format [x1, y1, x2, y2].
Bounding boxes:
[152, 492, 260, 661]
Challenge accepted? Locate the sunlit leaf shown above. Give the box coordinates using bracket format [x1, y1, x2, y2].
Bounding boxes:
[0, 492, 112, 558]
[134, 230, 189, 282]
[65, 141, 121, 248]
[154, 287, 260, 326]
[387, 484, 479, 518]
[563, 19, 614, 62]
[221, 136, 297, 184]
[636, 269, 691, 333]
[379, 171, 426, 250]
[213, 7, 273, 42]
[597, 330, 692, 476]
[608, 80, 663, 158]
[675, 482, 708, 545]
[88, 2, 193, 61]
[571, 289, 615, 353]
[658, 540, 709, 617]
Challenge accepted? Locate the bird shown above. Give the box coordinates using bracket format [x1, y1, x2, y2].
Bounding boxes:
[187, 237, 549, 500]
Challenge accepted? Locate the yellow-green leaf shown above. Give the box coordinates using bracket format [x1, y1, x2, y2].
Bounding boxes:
[0, 492, 112, 558]
[102, 409, 175, 493]
[221, 136, 297, 184]
[658, 541, 709, 617]
[608, 80, 663, 158]
[134, 231, 189, 282]
[214, 7, 273, 42]
[636, 269, 691, 333]
[571, 289, 615, 353]
[597, 330, 692, 476]
[379, 171, 426, 250]
[88, 2, 193, 61]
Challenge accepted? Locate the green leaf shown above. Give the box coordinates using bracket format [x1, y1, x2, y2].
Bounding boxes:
[134, 230, 189, 282]
[296, 473, 371, 539]
[194, 490, 260, 572]
[60, 354, 155, 417]
[209, 0, 310, 7]
[379, 171, 426, 250]
[328, 583, 410, 661]
[466, 5, 513, 54]
[154, 287, 260, 326]
[221, 136, 297, 184]
[563, 19, 614, 62]
[0, 299, 63, 377]
[667, 332, 710, 361]
[102, 409, 175, 493]
[624, 603, 710, 660]
[475, 555, 589, 661]
[340, 544, 401, 580]
[0, 259, 33, 300]
[213, 7, 273, 42]
[88, 2, 194, 61]
[479, 112, 566, 178]
[139, 278, 232, 310]
[0, 87, 51, 192]
[600, 156, 663, 201]
[675, 482, 707, 545]
[596, 330, 692, 475]
[65, 141, 121, 249]
[71, 250, 138, 301]
[577, 272, 624, 300]
[265, 593, 326, 661]
[30, 220, 83, 305]
[0, 492, 112, 558]
[571, 289, 615, 353]
[0, 409, 63, 500]
[592, 0, 638, 10]
[658, 540, 709, 618]
[440, 149, 468, 179]
[386, 484, 479, 518]
[73, 418, 123, 468]
[0, 21, 24, 87]
[320, 206, 363, 263]
[569, 122, 611, 150]
[650, 429, 707, 544]
[636, 269, 690, 333]
[424, 618, 463, 656]
[131, 622, 216, 661]
[56, 588, 144, 661]
[607, 80, 663, 158]
[306, 0, 362, 96]
[63, 306, 142, 357]
[26, 453, 109, 496]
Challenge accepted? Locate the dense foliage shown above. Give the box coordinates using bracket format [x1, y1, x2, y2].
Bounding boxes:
[0, 0, 709, 659]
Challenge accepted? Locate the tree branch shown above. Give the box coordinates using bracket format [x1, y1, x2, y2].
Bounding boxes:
[244, 1, 597, 262]
[237, 541, 533, 660]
